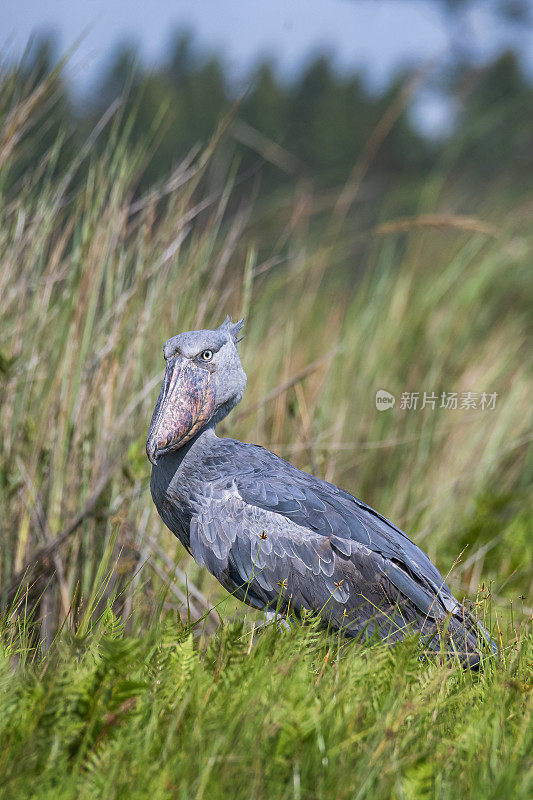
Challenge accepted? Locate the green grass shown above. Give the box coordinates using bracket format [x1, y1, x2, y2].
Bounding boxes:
[0, 603, 531, 800]
[0, 66, 531, 798]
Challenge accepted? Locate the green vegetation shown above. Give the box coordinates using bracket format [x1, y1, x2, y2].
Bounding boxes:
[0, 604, 531, 799]
[0, 50, 531, 799]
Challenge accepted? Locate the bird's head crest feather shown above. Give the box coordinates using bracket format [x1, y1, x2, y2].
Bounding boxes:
[218, 315, 245, 344]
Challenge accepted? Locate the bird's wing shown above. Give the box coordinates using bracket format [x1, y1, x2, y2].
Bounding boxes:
[232, 443, 459, 615]
[189, 442, 459, 639]
[191, 489, 341, 605]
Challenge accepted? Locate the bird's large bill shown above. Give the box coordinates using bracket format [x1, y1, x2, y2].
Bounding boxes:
[146, 358, 215, 464]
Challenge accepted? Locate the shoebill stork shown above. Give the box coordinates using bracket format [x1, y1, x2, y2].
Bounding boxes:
[146, 318, 495, 667]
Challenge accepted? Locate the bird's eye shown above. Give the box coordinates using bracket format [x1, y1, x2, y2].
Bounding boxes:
[200, 349, 213, 362]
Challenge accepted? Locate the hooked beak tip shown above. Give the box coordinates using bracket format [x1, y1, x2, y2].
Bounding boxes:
[146, 440, 158, 466]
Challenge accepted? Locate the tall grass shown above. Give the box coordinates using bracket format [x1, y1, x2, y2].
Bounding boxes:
[0, 68, 531, 630]
[0, 64, 531, 798]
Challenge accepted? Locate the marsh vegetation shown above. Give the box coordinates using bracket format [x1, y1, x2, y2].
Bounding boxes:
[0, 53, 531, 798]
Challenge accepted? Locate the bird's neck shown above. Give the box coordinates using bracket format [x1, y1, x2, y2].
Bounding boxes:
[176, 423, 219, 466]
[209, 397, 240, 429]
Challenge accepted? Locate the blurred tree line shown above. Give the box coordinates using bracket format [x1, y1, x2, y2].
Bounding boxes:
[3, 29, 533, 207]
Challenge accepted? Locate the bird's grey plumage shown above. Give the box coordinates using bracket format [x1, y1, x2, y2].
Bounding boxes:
[148, 318, 496, 667]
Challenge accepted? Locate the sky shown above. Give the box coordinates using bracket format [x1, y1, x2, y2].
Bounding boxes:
[2, 1, 532, 134]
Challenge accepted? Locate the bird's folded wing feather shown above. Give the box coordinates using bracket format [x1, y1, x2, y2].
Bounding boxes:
[190, 443, 459, 627]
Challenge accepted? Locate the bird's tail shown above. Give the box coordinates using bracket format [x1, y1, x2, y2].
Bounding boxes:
[422, 607, 498, 669]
